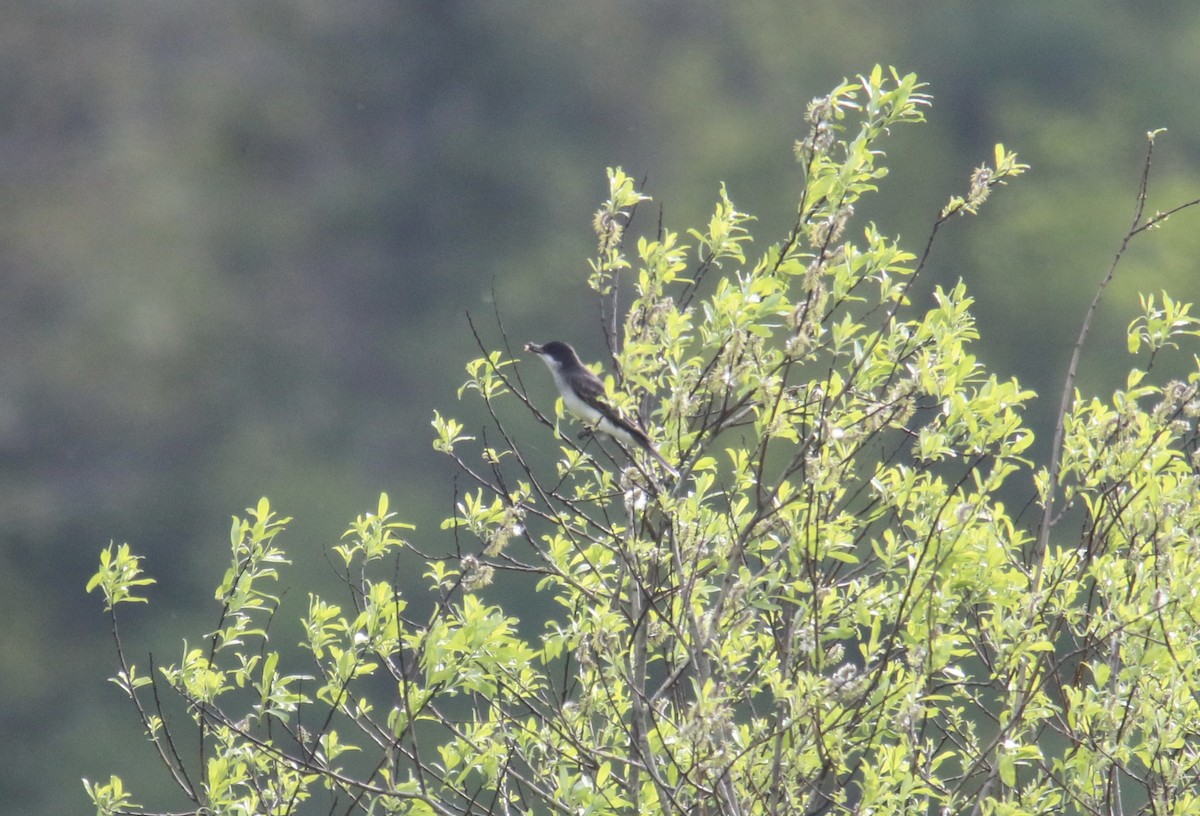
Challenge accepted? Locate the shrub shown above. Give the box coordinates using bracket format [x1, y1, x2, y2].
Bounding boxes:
[89, 67, 1200, 816]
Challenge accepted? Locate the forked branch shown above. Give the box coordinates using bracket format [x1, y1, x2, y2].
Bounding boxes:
[1036, 129, 1200, 569]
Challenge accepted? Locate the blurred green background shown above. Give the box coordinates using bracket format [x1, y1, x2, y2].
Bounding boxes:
[3, 2, 1200, 813]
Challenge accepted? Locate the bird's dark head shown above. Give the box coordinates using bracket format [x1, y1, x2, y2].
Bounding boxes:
[524, 341, 579, 366]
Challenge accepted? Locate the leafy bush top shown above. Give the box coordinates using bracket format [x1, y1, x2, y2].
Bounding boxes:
[89, 67, 1200, 816]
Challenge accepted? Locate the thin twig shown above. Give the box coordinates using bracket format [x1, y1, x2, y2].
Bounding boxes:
[1035, 132, 1200, 575]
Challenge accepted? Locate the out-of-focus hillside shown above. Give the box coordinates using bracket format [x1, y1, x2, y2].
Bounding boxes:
[2, 4, 1199, 813]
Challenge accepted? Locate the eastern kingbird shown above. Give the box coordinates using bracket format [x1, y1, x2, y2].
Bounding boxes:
[525, 340, 678, 477]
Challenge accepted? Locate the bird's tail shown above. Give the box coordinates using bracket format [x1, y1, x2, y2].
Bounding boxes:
[624, 422, 679, 478]
[645, 441, 679, 478]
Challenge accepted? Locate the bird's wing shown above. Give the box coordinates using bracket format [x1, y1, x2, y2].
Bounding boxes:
[573, 369, 651, 434]
[575, 368, 676, 475]
[573, 369, 625, 422]
[602, 405, 655, 447]
[572, 367, 608, 404]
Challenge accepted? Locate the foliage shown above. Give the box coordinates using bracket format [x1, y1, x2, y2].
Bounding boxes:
[88, 68, 1200, 816]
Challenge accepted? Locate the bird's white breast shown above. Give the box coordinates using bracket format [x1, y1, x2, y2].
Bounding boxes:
[551, 367, 604, 425]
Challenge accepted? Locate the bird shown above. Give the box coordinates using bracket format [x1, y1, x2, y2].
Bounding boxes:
[525, 340, 678, 477]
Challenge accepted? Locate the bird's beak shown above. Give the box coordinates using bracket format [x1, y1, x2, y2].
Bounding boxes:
[524, 342, 543, 354]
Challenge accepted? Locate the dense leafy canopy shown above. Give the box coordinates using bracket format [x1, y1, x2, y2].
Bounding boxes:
[89, 70, 1200, 816]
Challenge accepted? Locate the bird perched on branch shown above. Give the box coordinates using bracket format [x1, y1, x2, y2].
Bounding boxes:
[525, 340, 678, 477]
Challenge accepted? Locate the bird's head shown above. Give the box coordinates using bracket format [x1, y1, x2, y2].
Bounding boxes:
[524, 341, 579, 368]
